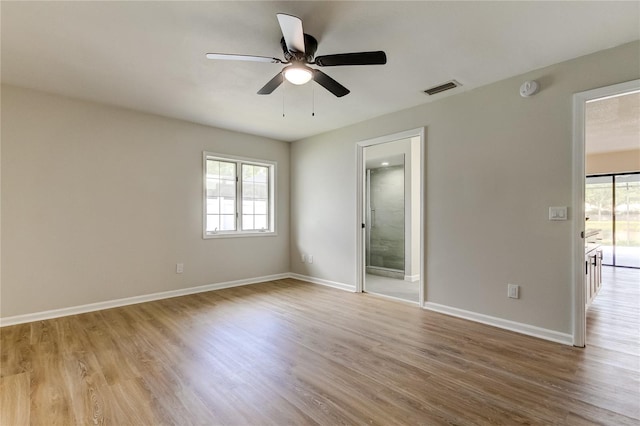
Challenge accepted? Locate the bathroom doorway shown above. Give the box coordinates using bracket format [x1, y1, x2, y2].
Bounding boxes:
[356, 128, 424, 304]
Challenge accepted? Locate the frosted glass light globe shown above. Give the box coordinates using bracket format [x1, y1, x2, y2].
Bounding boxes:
[284, 66, 313, 85]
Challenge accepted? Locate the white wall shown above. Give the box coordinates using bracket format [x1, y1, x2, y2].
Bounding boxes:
[1, 85, 290, 318]
[290, 41, 640, 335]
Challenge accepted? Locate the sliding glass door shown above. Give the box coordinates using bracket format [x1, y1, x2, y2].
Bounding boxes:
[586, 173, 640, 268]
[615, 174, 640, 267]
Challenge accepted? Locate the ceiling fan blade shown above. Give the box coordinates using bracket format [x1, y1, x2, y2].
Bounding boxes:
[315, 51, 387, 67]
[257, 72, 284, 95]
[206, 53, 283, 64]
[312, 70, 349, 97]
[276, 13, 305, 54]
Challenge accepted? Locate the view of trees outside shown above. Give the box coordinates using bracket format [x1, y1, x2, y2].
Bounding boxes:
[586, 173, 640, 268]
[206, 160, 237, 232]
[241, 164, 269, 231]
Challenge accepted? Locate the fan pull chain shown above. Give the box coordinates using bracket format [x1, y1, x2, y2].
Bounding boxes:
[282, 92, 285, 117]
[312, 85, 315, 117]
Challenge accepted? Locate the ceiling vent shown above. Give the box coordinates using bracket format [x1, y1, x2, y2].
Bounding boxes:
[424, 80, 461, 96]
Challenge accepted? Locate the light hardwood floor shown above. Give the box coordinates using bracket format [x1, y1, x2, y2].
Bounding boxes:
[1, 273, 639, 425]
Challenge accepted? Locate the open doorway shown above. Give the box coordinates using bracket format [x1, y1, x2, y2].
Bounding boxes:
[573, 80, 640, 347]
[356, 128, 424, 305]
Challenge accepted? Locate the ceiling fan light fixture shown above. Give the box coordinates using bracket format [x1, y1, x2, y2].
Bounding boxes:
[284, 65, 313, 85]
[207, 14, 385, 97]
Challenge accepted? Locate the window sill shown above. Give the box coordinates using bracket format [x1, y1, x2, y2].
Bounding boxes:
[203, 231, 277, 239]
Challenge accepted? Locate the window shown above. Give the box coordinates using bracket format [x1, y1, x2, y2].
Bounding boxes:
[203, 152, 276, 238]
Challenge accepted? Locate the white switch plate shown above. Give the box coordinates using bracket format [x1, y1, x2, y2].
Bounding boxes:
[176, 263, 184, 274]
[301, 254, 306, 263]
[308, 255, 313, 264]
[508, 284, 519, 299]
[549, 206, 567, 221]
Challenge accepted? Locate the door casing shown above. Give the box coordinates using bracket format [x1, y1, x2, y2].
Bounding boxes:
[572, 79, 640, 347]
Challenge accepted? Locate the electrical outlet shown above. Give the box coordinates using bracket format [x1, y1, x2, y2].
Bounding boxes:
[508, 284, 519, 299]
[301, 254, 306, 263]
[176, 263, 184, 274]
[308, 255, 313, 264]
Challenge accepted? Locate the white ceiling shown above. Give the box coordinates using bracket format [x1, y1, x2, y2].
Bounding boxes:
[586, 91, 640, 154]
[2, 1, 639, 142]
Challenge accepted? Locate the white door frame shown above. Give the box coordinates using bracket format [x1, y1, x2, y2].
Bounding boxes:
[572, 79, 639, 347]
[356, 128, 426, 306]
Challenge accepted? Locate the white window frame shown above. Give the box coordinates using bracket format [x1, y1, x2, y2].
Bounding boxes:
[203, 152, 277, 239]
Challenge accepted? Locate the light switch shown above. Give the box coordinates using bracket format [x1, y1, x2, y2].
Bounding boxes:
[508, 284, 520, 299]
[549, 206, 567, 221]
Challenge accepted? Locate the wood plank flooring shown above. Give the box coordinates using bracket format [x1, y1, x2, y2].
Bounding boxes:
[1, 274, 639, 425]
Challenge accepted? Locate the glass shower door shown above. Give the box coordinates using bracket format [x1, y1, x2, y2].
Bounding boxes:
[366, 162, 405, 276]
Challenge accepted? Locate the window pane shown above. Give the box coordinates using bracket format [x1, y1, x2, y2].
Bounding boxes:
[242, 215, 254, 230]
[206, 160, 220, 177]
[220, 181, 236, 198]
[254, 182, 268, 199]
[255, 215, 267, 230]
[586, 176, 613, 264]
[219, 162, 236, 180]
[240, 163, 270, 232]
[221, 198, 235, 214]
[207, 197, 220, 214]
[206, 215, 219, 232]
[254, 200, 267, 214]
[208, 160, 235, 179]
[254, 166, 268, 183]
[206, 177, 220, 197]
[243, 164, 255, 180]
[614, 174, 640, 268]
[220, 214, 235, 231]
[206, 160, 236, 225]
[243, 182, 255, 198]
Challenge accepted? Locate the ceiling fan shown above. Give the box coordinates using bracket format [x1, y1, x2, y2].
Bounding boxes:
[206, 13, 387, 97]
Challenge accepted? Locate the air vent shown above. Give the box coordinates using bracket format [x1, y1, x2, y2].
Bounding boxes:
[424, 80, 461, 96]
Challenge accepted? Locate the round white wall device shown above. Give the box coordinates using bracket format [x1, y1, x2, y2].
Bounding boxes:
[520, 80, 539, 97]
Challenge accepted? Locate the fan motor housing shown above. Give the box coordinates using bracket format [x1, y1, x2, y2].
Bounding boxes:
[281, 34, 318, 62]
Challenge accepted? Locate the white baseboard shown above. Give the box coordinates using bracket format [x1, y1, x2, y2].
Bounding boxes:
[423, 302, 573, 346]
[288, 273, 355, 292]
[0, 273, 573, 347]
[0, 273, 290, 327]
[404, 274, 420, 282]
